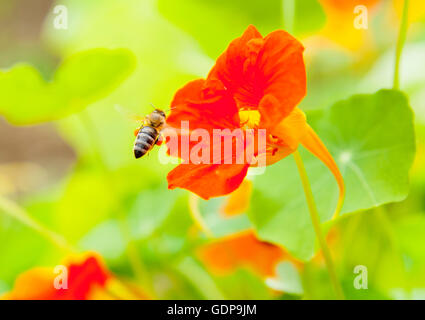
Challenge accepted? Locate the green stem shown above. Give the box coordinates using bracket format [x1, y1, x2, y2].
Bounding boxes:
[374, 206, 409, 288]
[0, 196, 76, 253]
[293, 151, 344, 299]
[76, 112, 153, 294]
[188, 193, 214, 238]
[282, 0, 295, 34]
[393, 0, 409, 90]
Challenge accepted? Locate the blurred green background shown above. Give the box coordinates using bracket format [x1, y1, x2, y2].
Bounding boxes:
[0, 0, 425, 300]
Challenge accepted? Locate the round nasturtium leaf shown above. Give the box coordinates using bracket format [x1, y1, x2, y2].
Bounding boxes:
[248, 89, 416, 260]
[0, 48, 136, 125]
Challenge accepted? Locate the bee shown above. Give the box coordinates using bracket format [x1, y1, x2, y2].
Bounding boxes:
[134, 108, 166, 159]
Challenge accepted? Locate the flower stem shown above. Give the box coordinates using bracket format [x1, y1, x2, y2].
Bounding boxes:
[393, 0, 409, 90]
[76, 112, 153, 294]
[188, 193, 214, 238]
[293, 151, 345, 299]
[0, 196, 76, 253]
[282, 0, 295, 35]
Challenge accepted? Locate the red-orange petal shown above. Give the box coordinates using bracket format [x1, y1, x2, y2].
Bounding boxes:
[167, 79, 239, 131]
[167, 163, 249, 200]
[259, 30, 306, 119]
[208, 25, 306, 125]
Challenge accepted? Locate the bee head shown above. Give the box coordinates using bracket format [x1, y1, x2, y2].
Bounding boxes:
[154, 109, 166, 118]
[149, 109, 166, 127]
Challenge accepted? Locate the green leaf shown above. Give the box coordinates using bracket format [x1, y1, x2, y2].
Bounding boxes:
[128, 186, 181, 240]
[174, 256, 226, 300]
[214, 269, 274, 300]
[0, 48, 136, 125]
[248, 90, 416, 260]
[199, 197, 252, 238]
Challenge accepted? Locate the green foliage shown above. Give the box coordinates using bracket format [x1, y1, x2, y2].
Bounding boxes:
[158, 0, 325, 58]
[292, 0, 326, 36]
[215, 269, 274, 299]
[249, 90, 416, 260]
[0, 48, 136, 125]
[1, 0, 424, 301]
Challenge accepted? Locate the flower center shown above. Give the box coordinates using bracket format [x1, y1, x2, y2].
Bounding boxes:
[239, 110, 261, 129]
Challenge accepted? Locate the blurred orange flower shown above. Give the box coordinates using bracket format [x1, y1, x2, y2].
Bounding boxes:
[198, 231, 302, 277]
[318, 0, 381, 50]
[2, 253, 110, 300]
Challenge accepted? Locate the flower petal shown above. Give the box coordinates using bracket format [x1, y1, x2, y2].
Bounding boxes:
[198, 230, 299, 277]
[2, 253, 110, 300]
[220, 179, 253, 216]
[167, 163, 249, 200]
[257, 107, 308, 166]
[300, 125, 345, 217]
[208, 25, 306, 124]
[259, 30, 306, 119]
[167, 78, 239, 131]
[1, 268, 57, 300]
[208, 26, 261, 106]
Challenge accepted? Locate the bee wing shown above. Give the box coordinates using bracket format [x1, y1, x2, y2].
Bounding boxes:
[114, 104, 146, 123]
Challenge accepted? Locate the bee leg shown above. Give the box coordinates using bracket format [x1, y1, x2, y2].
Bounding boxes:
[155, 134, 164, 146]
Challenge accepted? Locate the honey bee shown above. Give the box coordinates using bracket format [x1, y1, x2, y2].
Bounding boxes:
[134, 108, 166, 159]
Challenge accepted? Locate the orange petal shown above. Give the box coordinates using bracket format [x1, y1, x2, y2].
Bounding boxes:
[220, 179, 253, 217]
[300, 125, 345, 218]
[167, 163, 249, 200]
[260, 30, 306, 118]
[260, 107, 308, 166]
[2, 253, 110, 300]
[167, 79, 239, 132]
[198, 230, 289, 277]
[1, 268, 57, 300]
[208, 25, 306, 123]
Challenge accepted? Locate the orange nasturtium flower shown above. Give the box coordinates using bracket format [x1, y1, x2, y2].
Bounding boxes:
[165, 25, 344, 203]
[2, 254, 109, 300]
[2, 253, 145, 300]
[198, 230, 302, 278]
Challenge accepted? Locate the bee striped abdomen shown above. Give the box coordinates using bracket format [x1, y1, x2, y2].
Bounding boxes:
[134, 126, 158, 159]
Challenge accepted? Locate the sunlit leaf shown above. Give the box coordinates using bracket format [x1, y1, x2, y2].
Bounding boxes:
[0, 48, 136, 125]
[249, 90, 416, 260]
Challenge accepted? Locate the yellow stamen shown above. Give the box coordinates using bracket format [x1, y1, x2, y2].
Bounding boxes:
[239, 110, 261, 129]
